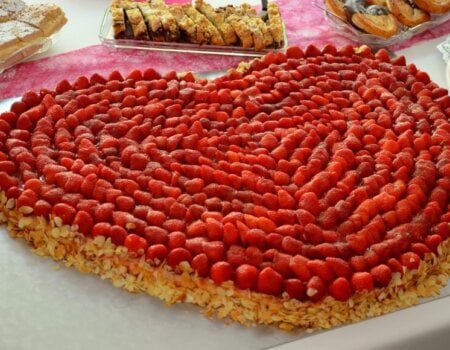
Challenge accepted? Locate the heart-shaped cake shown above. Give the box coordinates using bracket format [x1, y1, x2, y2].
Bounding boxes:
[1, 45, 449, 330]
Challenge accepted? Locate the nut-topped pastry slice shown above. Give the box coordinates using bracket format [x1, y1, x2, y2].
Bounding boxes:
[168, 4, 197, 44]
[110, 5, 126, 39]
[194, 0, 237, 45]
[147, 0, 179, 42]
[183, 4, 225, 45]
[267, 2, 284, 48]
[126, 7, 149, 40]
[138, 2, 165, 42]
[225, 14, 254, 49]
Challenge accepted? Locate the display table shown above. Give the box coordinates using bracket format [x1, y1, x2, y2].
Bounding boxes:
[1, 1, 449, 350]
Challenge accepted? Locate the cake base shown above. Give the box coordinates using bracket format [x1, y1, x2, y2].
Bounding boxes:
[1, 191, 449, 331]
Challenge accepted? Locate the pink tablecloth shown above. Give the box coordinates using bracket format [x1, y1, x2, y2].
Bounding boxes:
[0, 0, 449, 99]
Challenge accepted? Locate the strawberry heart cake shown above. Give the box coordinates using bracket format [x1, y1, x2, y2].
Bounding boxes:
[1, 45, 449, 331]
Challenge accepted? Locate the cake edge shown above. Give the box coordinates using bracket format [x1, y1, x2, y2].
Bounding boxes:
[1, 190, 449, 331]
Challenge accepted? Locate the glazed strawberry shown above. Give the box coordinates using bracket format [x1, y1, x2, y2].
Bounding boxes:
[370, 264, 392, 287]
[400, 252, 421, 270]
[284, 279, 306, 300]
[92, 222, 111, 238]
[110, 225, 127, 245]
[257, 267, 283, 296]
[210, 261, 233, 285]
[289, 255, 312, 281]
[167, 247, 192, 269]
[202, 241, 226, 262]
[72, 210, 94, 236]
[124, 233, 148, 257]
[235, 264, 259, 290]
[306, 276, 326, 302]
[52, 203, 76, 225]
[351, 272, 374, 292]
[146, 244, 168, 266]
[306, 259, 335, 282]
[329, 277, 352, 301]
[191, 253, 210, 277]
[325, 257, 351, 278]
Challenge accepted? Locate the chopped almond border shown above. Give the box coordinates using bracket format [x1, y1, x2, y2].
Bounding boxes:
[1, 191, 449, 331]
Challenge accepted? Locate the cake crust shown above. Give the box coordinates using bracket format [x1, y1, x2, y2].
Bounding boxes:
[2, 193, 449, 331]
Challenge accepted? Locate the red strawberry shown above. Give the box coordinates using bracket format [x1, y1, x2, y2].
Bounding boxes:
[190, 253, 210, 277]
[235, 264, 259, 290]
[325, 257, 351, 277]
[257, 267, 283, 296]
[370, 264, 392, 287]
[16, 189, 38, 210]
[72, 210, 94, 236]
[186, 220, 207, 237]
[329, 277, 353, 301]
[124, 234, 148, 257]
[210, 261, 233, 285]
[52, 203, 76, 225]
[306, 259, 335, 282]
[351, 272, 374, 292]
[34, 199, 52, 218]
[0, 172, 19, 190]
[202, 241, 226, 262]
[424, 234, 442, 253]
[306, 276, 326, 302]
[145, 244, 168, 266]
[110, 225, 128, 245]
[115, 195, 136, 212]
[92, 222, 111, 238]
[289, 255, 312, 281]
[400, 252, 421, 270]
[167, 247, 192, 269]
[284, 279, 306, 300]
[411, 243, 431, 258]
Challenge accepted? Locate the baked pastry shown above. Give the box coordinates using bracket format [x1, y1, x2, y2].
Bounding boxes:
[0, 22, 21, 58]
[0, 0, 26, 14]
[168, 5, 197, 44]
[110, 6, 126, 39]
[125, 7, 149, 40]
[226, 14, 254, 48]
[0, 8, 9, 22]
[0, 2, 67, 62]
[152, 0, 180, 42]
[386, 0, 430, 27]
[346, 0, 399, 38]
[109, 0, 285, 51]
[13, 3, 67, 37]
[267, 2, 284, 48]
[2, 45, 450, 331]
[414, 0, 450, 13]
[324, 0, 347, 20]
[183, 4, 225, 46]
[195, 0, 237, 45]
